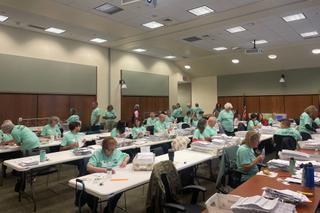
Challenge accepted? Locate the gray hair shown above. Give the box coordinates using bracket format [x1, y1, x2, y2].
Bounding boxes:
[1, 120, 15, 133]
[224, 102, 233, 110]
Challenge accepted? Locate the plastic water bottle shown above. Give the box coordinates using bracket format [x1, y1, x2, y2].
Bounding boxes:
[289, 157, 296, 175]
[106, 161, 113, 179]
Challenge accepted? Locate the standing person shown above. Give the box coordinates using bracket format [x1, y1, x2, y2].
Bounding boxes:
[186, 104, 193, 115]
[184, 111, 192, 124]
[103, 105, 117, 132]
[213, 103, 222, 117]
[193, 103, 203, 118]
[191, 112, 199, 128]
[172, 103, 183, 119]
[131, 104, 140, 126]
[86, 137, 129, 213]
[217, 103, 235, 136]
[67, 108, 80, 124]
[90, 101, 102, 131]
[41, 116, 61, 138]
[299, 105, 318, 140]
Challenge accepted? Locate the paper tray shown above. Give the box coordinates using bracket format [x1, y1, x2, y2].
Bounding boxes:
[205, 193, 241, 213]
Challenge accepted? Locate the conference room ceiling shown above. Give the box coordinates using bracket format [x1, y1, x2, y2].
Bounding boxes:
[0, 0, 320, 77]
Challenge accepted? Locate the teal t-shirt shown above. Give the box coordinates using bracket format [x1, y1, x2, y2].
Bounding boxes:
[191, 119, 199, 128]
[236, 144, 258, 181]
[61, 131, 84, 147]
[275, 127, 302, 141]
[217, 110, 234, 132]
[314, 117, 320, 126]
[183, 116, 191, 124]
[105, 111, 117, 124]
[132, 126, 146, 139]
[146, 117, 157, 126]
[88, 148, 129, 168]
[11, 125, 40, 151]
[67, 115, 80, 124]
[40, 124, 61, 137]
[299, 112, 313, 134]
[204, 126, 217, 138]
[0, 130, 13, 143]
[193, 107, 203, 116]
[154, 121, 168, 133]
[247, 120, 261, 131]
[111, 128, 120, 137]
[172, 107, 183, 118]
[193, 129, 206, 140]
[91, 107, 101, 126]
[165, 115, 175, 123]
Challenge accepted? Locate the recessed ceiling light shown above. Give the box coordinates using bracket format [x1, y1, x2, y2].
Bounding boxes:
[188, 6, 214, 16]
[282, 13, 306, 22]
[232, 59, 240, 64]
[268, 54, 277, 59]
[95, 3, 123, 15]
[184, 65, 191, 70]
[226, 26, 246, 34]
[142, 21, 164, 29]
[164, 56, 176, 59]
[0, 15, 8, 22]
[90, 38, 107, 43]
[300, 31, 318, 38]
[312, 49, 320, 54]
[213, 47, 227, 51]
[251, 40, 268, 44]
[45, 27, 66, 34]
[133, 48, 146, 53]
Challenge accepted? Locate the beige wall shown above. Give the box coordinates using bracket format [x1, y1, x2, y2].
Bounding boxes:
[110, 49, 184, 118]
[191, 76, 217, 114]
[0, 25, 108, 107]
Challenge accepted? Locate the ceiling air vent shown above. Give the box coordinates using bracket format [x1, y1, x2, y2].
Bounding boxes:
[28, 24, 46, 30]
[183, 36, 202, 42]
[95, 3, 123, 15]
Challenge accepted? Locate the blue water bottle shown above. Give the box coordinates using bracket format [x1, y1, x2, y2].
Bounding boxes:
[305, 163, 315, 188]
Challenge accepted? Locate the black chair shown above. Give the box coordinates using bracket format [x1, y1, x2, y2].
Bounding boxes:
[273, 135, 297, 158]
[300, 132, 312, 141]
[237, 123, 247, 131]
[146, 125, 155, 135]
[177, 117, 184, 123]
[181, 123, 190, 129]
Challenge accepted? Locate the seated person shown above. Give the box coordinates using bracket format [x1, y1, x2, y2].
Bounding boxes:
[274, 119, 302, 141]
[191, 112, 199, 128]
[155, 114, 168, 133]
[111, 121, 127, 138]
[60, 122, 87, 176]
[183, 111, 192, 124]
[146, 112, 157, 126]
[247, 113, 261, 130]
[193, 119, 211, 141]
[172, 103, 183, 119]
[41, 116, 62, 138]
[67, 108, 80, 124]
[0, 129, 13, 144]
[233, 111, 241, 127]
[165, 110, 175, 123]
[236, 131, 264, 182]
[204, 117, 218, 139]
[299, 105, 318, 140]
[132, 119, 146, 139]
[197, 110, 204, 120]
[87, 137, 129, 213]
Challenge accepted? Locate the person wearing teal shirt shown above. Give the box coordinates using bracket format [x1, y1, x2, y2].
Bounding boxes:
[60, 122, 86, 150]
[1, 120, 40, 154]
[0, 129, 13, 143]
[184, 111, 192, 124]
[217, 102, 234, 136]
[268, 117, 274, 126]
[132, 119, 146, 139]
[165, 110, 175, 123]
[274, 119, 302, 142]
[172, 103, 183, 119]
[146, 112, 157, 126]
[299, 105, 318, 140]
[155, 114, 168, 133]
[67, 108, 80, 124]
[204, 117, 218, 139]
[191, 112, 199, 128]
[247, 113, 261, 131]
[87, 137, 129, 212]
[314, 117, 320, 127]
[237, 131, 264, 182]
[41, 116, 61, 138]
[103, 105, 117, 131]
[193, 103, 203, 117]
[197, 110, 204, 120]
[186, 104, 193, 115]
[111, 121, 127, 138]
[90, 101, 102, 131]
[193, 119, 209, 141]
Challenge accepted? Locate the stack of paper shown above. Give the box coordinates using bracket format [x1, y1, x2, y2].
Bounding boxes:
[285, 169, 320, 184]
[259, 126, 277, 135]
[267, 159, 290, 169]
[278, 149, 310, 161]
[116, 138, 133, 147]
[73, 148, 92, 156]
[262, 187, 311, 203]
[298, 139, 320, 149]
[19, 158, 39, 167]
[231, 195, 296, 213]
[191, 141, 225, 156]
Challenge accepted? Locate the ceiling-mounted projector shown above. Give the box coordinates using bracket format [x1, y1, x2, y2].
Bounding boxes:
[245, 40, 263, 55]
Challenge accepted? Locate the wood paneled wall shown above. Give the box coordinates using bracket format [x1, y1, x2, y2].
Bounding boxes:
[0, 93, 96, 126]
[218, 94, 320, 119]
[121, 96, 169, 126]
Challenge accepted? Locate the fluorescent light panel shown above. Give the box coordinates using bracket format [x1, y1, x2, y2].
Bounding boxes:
[252, 40, 268, 44]
[133, 48, 146, 52]
[232, 59, 239, 64]
[188, 6, 214, 16]
[45, 27, 65, 34]
[312, 49, 320, 54]
[213, 47, 227, 51]
[143, 21, 164, 29]
[268, 54, 277, 59]
[300, 31, 318, 38]
[0, 15, 8, 22]
[282, 13, 306, 22]
[90, 38, 107, 43]
[164, 56, 176, 59]
[184, 65, 191, 69]
[226, 26, 246, 33]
